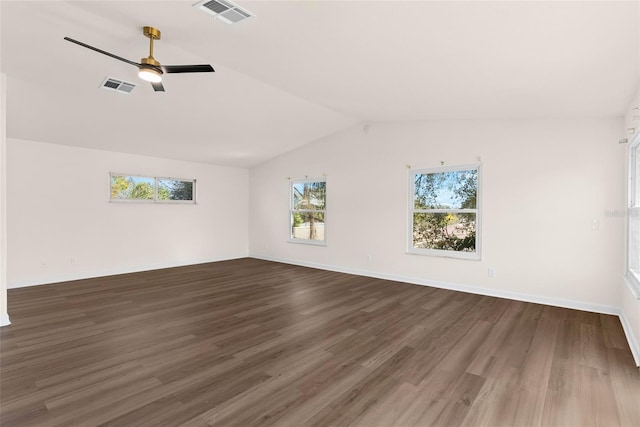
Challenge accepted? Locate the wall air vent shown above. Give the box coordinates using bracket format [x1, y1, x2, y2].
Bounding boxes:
[100, 77, 136, 94]
[193, 0, 254, 24]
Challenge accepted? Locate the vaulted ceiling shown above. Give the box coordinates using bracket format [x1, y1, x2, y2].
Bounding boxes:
[2, 1, 638, 167]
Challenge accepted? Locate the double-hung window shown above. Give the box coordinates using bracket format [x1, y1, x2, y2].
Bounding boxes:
[628, 135, 640, 295]
[110, 173, 196, 203]
[289, 178, 326, 245]
[409, 164, 480, 260]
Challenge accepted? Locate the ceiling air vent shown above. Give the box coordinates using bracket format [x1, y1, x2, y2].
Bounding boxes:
[100, 77, 136, 94]
[193, 0, 254, 24]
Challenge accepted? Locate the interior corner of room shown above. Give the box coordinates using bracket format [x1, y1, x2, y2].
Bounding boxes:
[1, 1, 640, 424]
[1, 0, 639, 366]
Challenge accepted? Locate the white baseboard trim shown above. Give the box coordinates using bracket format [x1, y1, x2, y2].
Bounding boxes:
[251, 253, 640, 366]
[0, 312, 10, 327]
[6, 253, 639, 366]
[251, 254, 620, 315]
[7, 255, 247, 289]
[619, 311, 640, 367]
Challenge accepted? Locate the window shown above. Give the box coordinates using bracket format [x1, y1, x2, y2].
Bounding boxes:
[628, 135, 640, 295]
[409, 164, 480, 260]
[110, 173, 195, 203]
[289, 179, 326, 245]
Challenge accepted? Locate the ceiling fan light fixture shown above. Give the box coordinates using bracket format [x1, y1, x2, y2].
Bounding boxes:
[64, 28, 213, 93]
[138, 67, 162, 83]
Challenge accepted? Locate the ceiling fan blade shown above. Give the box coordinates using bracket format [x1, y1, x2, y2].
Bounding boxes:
[64, 37, 141, 68]
[151, 81, 165, 92]
[162, 64, 214, 74]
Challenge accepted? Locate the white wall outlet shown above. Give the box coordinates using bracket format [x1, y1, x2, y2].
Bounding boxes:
[366, 254, 373, 265]
[592, 219, 599, 230]
[488, 267, 496, 278]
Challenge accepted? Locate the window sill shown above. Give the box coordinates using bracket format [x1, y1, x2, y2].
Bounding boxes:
[407, 248, 481, 261]
[287, 238, 327, 246]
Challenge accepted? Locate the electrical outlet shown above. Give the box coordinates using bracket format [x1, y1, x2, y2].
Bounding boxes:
[488, 267, 496, 278]
[366, 255, 373, 265]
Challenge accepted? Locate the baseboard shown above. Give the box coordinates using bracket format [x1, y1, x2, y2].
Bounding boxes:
[619, 311, 640, 367]
[252, 254, 640, 366]
[7, 252, 639, 365]
[251, 254, 621, 316]
[7, 255, 248, 289]
[0, 312, 10, 327]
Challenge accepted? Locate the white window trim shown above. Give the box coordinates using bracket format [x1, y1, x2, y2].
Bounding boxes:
[288, 177, 327, 246]
[408, 163, 481, 260]
[109, 172, 196, 204]
[626, 133, 640, 298]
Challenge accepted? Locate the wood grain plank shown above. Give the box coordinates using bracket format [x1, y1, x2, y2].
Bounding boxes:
[1, 258, 638, 426]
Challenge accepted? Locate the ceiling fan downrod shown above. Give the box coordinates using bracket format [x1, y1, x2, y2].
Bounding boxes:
[141, 26, 161, 67]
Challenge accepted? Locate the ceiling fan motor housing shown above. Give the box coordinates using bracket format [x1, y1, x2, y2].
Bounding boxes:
[141, 57, 161, 68]
[64, 24, 214, 92]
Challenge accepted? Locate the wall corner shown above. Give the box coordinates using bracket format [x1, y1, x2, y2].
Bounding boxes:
[1, 72, 10, 327]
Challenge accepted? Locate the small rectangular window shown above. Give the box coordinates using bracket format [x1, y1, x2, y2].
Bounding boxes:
[110, 173, 195, 203]
[289, 179, 326, 245]
[409, 164, 480, 260]
[158, 178, 195, 201]
[110, 175, 155, 201]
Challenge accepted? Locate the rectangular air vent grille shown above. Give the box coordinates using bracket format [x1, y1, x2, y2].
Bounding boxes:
[221, 7, 251, 23]
[101, 77, 136, 94]
[193, 0, 254, 24]
[203, 0, 230, 14]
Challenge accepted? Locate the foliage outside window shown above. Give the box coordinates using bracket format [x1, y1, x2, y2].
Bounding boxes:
[409, 164, 480, 260]
[628, 136, 640, 295]
[289, 179, 326, 245]
[110, 173, 195, 203]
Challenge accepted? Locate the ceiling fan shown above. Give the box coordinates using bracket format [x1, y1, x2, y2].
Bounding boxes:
[64, 26, 214, 92]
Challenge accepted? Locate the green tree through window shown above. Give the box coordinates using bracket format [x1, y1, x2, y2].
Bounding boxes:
[110, 174, 195, 203]
[290, 179, 326, 244]
[410, 165, 480, 259]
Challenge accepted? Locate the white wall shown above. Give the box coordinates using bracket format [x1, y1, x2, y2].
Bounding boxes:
[250, 118, 626, 313]
[0, 73, 9, 325]
[622, 88, 640, 365]
[7, 139, 249, 288]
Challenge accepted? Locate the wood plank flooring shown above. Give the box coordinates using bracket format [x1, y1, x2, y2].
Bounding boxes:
[1, 258, 639, 426]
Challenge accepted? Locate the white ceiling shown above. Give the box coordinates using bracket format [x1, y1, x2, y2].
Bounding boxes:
[1, 1, 639, 168]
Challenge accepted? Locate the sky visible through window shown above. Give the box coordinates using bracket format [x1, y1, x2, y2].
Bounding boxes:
[414, 170, 477, 210]
[411, 167, 479, 257]
[129, 176, 154, 187]
[110, 174, 195, 202]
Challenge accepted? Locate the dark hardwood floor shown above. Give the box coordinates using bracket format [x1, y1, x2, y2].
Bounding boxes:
[1, 258, 639, 426]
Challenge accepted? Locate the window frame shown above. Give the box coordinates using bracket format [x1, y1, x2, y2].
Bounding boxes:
[288, 177, 327, 246]
[408, 163, 481, 260]
[627, 133, 640, 297]
[109, 173, 196, 204]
